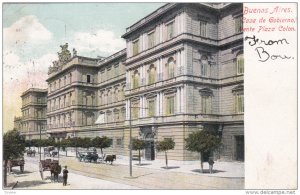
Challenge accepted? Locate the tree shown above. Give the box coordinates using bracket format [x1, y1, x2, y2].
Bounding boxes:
[81, 137, 92, 150]
[60, 138, 71, 157]
[91, 136, 112, 158]
[131, 138, 146, 166]
[3, 129, 26, 187]
[156, 138, 175, 169]
[69, 137, 82, 157]
[185, 130, 221, 173]
[25, 139, 33, 149]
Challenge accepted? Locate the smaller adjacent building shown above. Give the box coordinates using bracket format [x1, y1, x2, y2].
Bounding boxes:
[14, 88, 48, 140]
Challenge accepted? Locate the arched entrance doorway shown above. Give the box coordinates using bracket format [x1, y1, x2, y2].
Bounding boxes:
[144, 133, 155, 160]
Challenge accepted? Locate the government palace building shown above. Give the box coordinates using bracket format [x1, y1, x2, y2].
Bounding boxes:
[14, 3, 244, 162]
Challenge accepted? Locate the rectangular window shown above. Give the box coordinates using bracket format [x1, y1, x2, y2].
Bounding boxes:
[116, 138, 123, 146]
[237, 57, 244, 75]
[166, 21, 174, 40]
[148, 99, 156, 117]
[107, 67, 112, 79]
[132, 39, 139, 56]
[107, 112, 112, 123]
[166, 96, 175, 115]
[199, 20, 207, 37]
[148, 31, 155, 48]
[235, 17, 243, 33]
[133, 74, 140, 89]
[114, 64, 119, 76]
[201, 95, 212, 114]
[235, 94, 244, 113]
[132, 102, 139, 119]
[201, 62, 209, 77]
[87, 75, 91, 83]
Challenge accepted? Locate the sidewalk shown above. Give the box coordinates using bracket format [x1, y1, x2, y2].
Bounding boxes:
[59, 149, 244, 178]
[116, 156, 244, 178]
[20, 149, 244, 189]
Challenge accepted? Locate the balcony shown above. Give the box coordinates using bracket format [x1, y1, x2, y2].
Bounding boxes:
[125, 113, 243, 126]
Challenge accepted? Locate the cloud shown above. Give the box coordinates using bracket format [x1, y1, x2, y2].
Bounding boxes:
[3, 15, 52, 50]
[71, 29, 125, 56]
[3, 51, 57, 131]
[3, 51, 56, 87]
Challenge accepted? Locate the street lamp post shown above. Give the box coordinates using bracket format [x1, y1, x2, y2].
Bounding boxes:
[128, 104, 148, 177]
[39, 126, 41, 161]
[129, 105, 132, 177]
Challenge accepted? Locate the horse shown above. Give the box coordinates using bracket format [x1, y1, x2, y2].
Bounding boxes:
[50, 163, 61, 183]
[104, 155, 116, 165]
[26, 149, 36, 157]
[50, 151, 58, 157]
[77, 152, 86, 162]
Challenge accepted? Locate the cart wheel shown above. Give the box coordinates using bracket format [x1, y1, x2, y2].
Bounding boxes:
[20, 165, 24, 173]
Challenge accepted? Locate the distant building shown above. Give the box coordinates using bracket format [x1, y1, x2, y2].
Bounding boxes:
[14, 88, 48, 140]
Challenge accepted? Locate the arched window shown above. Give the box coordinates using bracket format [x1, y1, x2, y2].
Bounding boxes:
[114, 109, 120, 122]
[236, 53, 244, 75]
[200, 88, 213, 114]
[133, 70, 140, 89]
[148, 64, 156, 85]
[167, 58, 175, 79]
[86, 112, 94, 126]
[69, 73, 72, 83]
[114, 88, 119, 102]
[201, 55, 209, 77]
[106, 111, 112, 123]
[107, 90, 112, 104]
[121, 107, 126, 121]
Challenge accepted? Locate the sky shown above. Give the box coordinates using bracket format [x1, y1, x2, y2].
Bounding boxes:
[3, 3, 165, 131]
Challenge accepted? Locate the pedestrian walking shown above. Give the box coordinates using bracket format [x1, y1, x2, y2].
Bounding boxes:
[63, 166, 69, 186]
[208, 158, 214, 174]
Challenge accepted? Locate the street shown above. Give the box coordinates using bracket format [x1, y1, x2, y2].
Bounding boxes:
[6, 153, 244, 189]
[6, 156, 139, 189]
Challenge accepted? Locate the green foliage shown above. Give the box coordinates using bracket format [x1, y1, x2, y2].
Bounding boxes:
[25, 139, 33, 148]
[3, 129, 26, 160]
[60, 138, 71, 150]
[69, 137, 82, 147]
[156, 138, 175, 152]
[82, 137, 92, 148]
[131, 138, 146, 166]
[91, 136, 112, 150]
[185, 130, 221, 154]
[131, 138, 146, 150]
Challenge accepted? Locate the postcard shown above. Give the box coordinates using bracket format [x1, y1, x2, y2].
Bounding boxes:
[2, 1, 297, 192]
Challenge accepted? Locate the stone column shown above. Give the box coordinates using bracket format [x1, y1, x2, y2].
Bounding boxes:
[160, 92, 164, 116]
[139, 96, 143, 118]
[176, 87, 180, 114]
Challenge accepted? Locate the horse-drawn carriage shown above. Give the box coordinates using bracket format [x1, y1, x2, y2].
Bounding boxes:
[44, 146, 58, 157]
[77, 151, 116, 164]
[26, 148, 36, 157]
[39, 159, 61, 182]
[77, 151, 99, 163]
[7, 158, 25, 173]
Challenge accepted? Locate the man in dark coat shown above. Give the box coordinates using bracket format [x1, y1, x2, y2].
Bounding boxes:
[63, 166, 69, 186]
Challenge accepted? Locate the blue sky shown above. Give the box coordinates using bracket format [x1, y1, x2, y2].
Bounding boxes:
[3, 3, 164, 59]
[3, 3, 164, 130]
